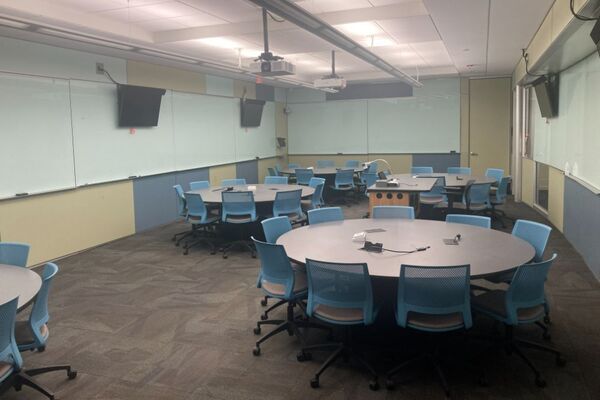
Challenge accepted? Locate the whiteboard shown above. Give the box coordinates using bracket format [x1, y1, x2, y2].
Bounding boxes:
[0, 73, 75, 199]
[288, 100, 368, 154]
[172, 92, 237, 170]
[70, 80, 175, 185]
[235, 101, 277, 161]
[368, 78, 460, 153]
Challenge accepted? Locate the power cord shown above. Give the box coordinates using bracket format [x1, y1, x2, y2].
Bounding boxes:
[382, 246, 431, 254]
[570, 0, 599, 21]
[266, 10, 285, 23]
[103, 69, 119, 85]
[521, 49, 545, 78]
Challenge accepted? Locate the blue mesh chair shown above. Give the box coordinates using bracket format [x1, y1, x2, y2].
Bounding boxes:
[181, 193, 219, 255]
[411, 166, 434, 174]
[189, 180, 210, 190]
[457, 182, 491, 213]
[274, 164, 283, 175]
[447, 167, 471, 175]
[330, 169, 355, 203]
[15, 263, 77, 386]
[317, 160, 335, 168]
[386, 264, 472, 396]
[308, 207, 343, 225]
[372, 206, 415, 220]
[359, 172, 378, 199]
[172, 185, 194, 246]
[267, 167, 277, 177]
[445, 214, 491, 229]
[297, 259, 379, 390]
[288, 163, 301, 169]
[485, 168, 504, 184]
[251, 239, 324, 356]
[489, 176, 512, 227]
[366, 162, 378, 173]
[273, 189, 304, 222]
[222, 178, 246, 186]
[513, 219, 552, 262]
[0, 243, 30, 268]
[345, 160, 360, 168]
[472, 254, 564, 388]
[302, 177, 325, 211]
[264, 176, 288, 185]
[221, 191, 257, 258]
[0, 296, 20, 389]
[420, 176, 447, 206]
[295, 168, 314, 186]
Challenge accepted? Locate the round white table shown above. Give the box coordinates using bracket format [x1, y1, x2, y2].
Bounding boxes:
[277, 219, 534, 278]
[188, 184, 314, 203]
[280, 167, 364, 176]
[389, 173, 497, 187]
[0, 264, 42, 311]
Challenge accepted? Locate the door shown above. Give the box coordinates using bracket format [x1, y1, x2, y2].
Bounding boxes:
[469, 78, 512, 176]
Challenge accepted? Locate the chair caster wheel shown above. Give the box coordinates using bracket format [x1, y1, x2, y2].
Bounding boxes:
[542, 331, 551, 341]
[556, 356, 566, 367]
[223, 255, 228, 259]
[260, 314, 268, 321]
[67, 370, 77, 380]
[253, 327, 261, 335]
[369, 380, 379, 391]
[252, 253, 256, 258]
[310, 378, 319, 388]
[183, 250, 189, 255]
[535, 376, 546, 388]
[210, 250, 216, 255]
[175, 242, 180, 247]
[260, 299, 268, 307]
[252, 347, 261, 356]
[297, 351, 312, 362]
[544, 315, 551, 325]
[38, 345, 46, 353]
[385, 379, 395, 390]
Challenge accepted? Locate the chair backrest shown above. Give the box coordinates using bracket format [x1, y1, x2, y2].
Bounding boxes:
[221, 191, 256, 221]
[305, 259, 375, 325]
[288, 163, 301, 169]
[334, 169, 355, 187]
[506, 254, 557, 325]
[512, 219, 552, 262]
[273, 189, 303, 217]
[372, 206, 415, 220]
[261, 216, 292, 244]
[253, 238, 297, 299]
[317, 160, 335, 168]
[0, 243, 30, 268]
[495, 176, 511, 203]
[446, 214, 491, 228]
[264, 176, 288, 185]
[189, 180, 210, 191]
[361, 172, 378, 190]
[274, 164, 282, 174]
[267, 167, 277, 177]
[366, 162, 378, 173]
[466, 183, 491, 206]
[397, 264, 472, 330]
[173, 185, 186, 217]
[345, 160, 360, 168]
[447, 167, 471, 175]
[221, 178, 246, 186]
[184, 192, 208, 221]
[295, 168, 314, 185]
[411, 166, 434, 174]
[28, 263, 58, 347]
[485, 168, 504, 183]
[309, 177, 326, 189]
[308, 207, 344, 224]
[0, 296, 21, 370]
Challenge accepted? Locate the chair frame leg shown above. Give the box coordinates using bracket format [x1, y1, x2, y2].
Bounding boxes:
[15, 372, 55, 400]
[183, 236, 216, 255]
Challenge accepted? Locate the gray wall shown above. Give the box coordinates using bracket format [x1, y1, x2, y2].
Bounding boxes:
[326, 82, 412, 101]
[412, 153, 460, 173]
[236, 160, 259, 184]
[563, 177, 600, 279]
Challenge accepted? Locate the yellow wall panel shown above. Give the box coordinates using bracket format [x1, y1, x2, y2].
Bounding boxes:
[460, 78, 470, 167]
[233, 80, 256, 99]
[209, 164, 237, 185]
[521, 157, 536, 207]
[548, 166, 565, 231]
[0, 181, 135, 266]
[258, 157, 281, 183]
[288, 154, 367, 168]
[126, 60, 206, 93]
[368, 154, 412, 174]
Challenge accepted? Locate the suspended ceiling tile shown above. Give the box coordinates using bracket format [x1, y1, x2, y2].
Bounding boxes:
[377, 15, 440, 44]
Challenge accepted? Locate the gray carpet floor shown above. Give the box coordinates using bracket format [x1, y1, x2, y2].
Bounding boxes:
[4, 198, 600, 400]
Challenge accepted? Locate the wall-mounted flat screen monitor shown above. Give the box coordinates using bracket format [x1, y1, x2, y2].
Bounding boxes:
[533, 75, 559, 119]
[117, 84, 166, 127]
[240, 98, 265, 127]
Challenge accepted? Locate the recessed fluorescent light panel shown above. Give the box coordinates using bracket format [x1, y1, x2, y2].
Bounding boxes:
[196, 37, 241, 49]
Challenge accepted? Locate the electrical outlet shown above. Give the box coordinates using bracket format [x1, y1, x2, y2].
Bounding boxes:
[96, 62, 105, 75]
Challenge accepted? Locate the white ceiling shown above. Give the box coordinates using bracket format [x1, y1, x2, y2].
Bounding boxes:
[0, 0, 554, 84]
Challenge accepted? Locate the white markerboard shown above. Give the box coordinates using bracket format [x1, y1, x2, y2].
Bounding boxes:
[0, 73, 75, 199]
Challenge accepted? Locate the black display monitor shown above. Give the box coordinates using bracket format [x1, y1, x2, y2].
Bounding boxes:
[117, 84, 166, 127]
[240, 98, 265, 127]
[533, 75, 559, 119]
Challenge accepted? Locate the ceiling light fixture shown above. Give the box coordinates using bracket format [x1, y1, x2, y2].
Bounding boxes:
[36, 27, 135, 51]
[196, 37, 241, 49]
[0, 17, 29, 29]
[245, 0, 421, 87]
[335, 22, 382, 36]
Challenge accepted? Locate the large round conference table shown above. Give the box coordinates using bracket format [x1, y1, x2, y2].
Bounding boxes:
[277, 219, 534, 279]
[188, 184, 314, 203]
[280, 167, 364, 176]
[0, 263, 42, 311]
[389, 173, 497, 187]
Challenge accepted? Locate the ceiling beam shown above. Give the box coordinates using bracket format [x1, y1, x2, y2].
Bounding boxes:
[154, 2, 428, 43]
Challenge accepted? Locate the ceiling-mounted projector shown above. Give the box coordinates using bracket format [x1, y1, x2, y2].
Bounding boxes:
[313, 50, 346, 89]
[249, 59, 296, 76]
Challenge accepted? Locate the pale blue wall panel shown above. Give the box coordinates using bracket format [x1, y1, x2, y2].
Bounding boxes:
[133, 173, 179, 232]
[236, 160, 259, 184]
[412, 153, 460, 173]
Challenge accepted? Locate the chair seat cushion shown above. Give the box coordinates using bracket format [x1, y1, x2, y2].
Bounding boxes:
[331, 185, 354, 191]
[420, 196, 445, 205]
[314, 304, 364, 323]
[261, 268, 307, 297]
[224, 215, 255, 224]
[15, 321, 48, 345]
[0, 362, 13, 381]
[407, 312, 465, 331]
[189, 215, 219, 225]
[472, 290, 545, 322]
